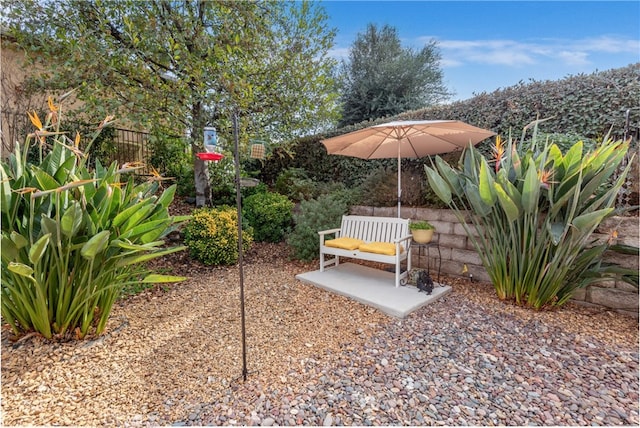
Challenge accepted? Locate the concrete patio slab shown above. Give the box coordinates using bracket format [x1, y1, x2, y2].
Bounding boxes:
[295, 262, 451, 318]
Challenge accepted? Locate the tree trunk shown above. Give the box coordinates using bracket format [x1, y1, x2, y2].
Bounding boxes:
[194, 153, 211, 207]
[191, 100, 211, 207]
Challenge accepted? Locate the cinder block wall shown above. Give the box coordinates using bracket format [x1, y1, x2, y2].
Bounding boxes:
[350, 206, 639, 317]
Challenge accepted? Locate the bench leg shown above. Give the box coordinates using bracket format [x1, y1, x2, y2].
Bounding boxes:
[395, 250, 412, 287]
[320, 253, 339, 272]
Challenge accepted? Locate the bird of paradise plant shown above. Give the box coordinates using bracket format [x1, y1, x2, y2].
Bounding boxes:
[425, 119, 633, 309]
[1, 98, 189, 339]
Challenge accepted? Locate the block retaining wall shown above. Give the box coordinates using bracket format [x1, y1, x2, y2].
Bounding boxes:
[350, 206, 639, 318]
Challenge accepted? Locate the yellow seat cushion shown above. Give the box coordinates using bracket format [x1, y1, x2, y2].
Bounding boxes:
[324, 237, 365, 250]
[358, 242, 401, 256]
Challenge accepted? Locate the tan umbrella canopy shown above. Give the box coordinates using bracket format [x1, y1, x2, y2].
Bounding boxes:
[321, 120, 496, 216]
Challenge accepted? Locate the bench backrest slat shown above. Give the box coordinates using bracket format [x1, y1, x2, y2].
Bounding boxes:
[340, 215, 410, 249]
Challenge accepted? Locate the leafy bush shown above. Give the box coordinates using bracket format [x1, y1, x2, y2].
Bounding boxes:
[209, 157, 236, 206]
[358, 167, 398, 207]
[184, 206, 253, 265]
[425, 123, 632, 309]
[317, 182, 363, 208]
[1, 106, 187, 340]
[148, 133, 194, 197]
[535, 132, 599, 154]
[355, 165, 426, 207]
[241, 182, 269, 199]
[274, 168, 319, 202]
[288, 193, 349, 261]
[174, 162, 195, 198]
[243, 192, 294, 243]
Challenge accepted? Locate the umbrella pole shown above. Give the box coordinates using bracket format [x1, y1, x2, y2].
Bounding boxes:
[397, 146, 401, 218]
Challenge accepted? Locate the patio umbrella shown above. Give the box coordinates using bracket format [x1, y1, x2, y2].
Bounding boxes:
[321, 120, 496, 217]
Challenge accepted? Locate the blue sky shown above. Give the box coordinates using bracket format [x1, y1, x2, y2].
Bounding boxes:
[321, 1, 640, 101]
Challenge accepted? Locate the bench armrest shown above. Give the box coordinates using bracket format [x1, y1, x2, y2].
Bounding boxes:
[394, 234, 413, 244]
[318, 228, 341, 245]
[395, 234, 413, 251]
[318, 228, 341, 237]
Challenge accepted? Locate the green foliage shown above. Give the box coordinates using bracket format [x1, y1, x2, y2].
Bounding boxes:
[274, 168, 319, 202]
[175, 163, 195, 199]
[7, 0, 340, 206]
[420, 184, 451, 209]
[0, 111, 187, 340]
[316, 182, 363, 207]
[358, 167, 398, 207]
[564, 242, 639, 291]
[338, 24, 450, 127]
[353, 165, 425, 208]
[260, 137, 387, 190]
[425, 122, 633, 309]
[148, 133, 194, 197]
[7, 0, 340, 139]
[208, 156, 236, 206]
[259, 65, 637, 210]
[534, 132, 599, 154]
[24, 116, 118, 169]
[396, 64, 640, 144]
[287, 193, 349, 261]
[243, 192, 294, 243]
[184, 206, 253, 265]
[241, 182, 269, 199]
[409, 220, 434, 230]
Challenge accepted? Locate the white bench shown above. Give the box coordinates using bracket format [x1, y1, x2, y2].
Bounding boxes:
[318, 215, 413, 287]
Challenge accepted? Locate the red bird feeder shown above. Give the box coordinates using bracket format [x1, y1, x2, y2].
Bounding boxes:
[197, 152, 224, 161]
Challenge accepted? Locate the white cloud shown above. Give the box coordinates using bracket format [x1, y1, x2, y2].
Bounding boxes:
[574, 35, 640, 54]
[328, 46, 350, 61]
[555, 51, 590, 66]
[415, 35, 639, 69]
[327, 34, 639, 74]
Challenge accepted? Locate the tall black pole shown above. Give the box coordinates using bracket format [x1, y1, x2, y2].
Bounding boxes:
[233, 111, 248, 381]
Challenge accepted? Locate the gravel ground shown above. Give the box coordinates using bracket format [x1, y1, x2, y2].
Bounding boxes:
[1, 242, 638, 427]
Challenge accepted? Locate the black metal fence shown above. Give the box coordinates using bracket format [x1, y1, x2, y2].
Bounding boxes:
[110, 128, 152, 175]
[1, 110, 27, 156]
[1, 110, 153, 174]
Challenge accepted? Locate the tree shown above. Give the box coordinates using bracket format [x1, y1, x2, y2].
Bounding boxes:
[338, 24, 450, 127]
[4, 0, 339, 206]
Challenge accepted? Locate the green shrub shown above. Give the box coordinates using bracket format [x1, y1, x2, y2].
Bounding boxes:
[358, 167, 398, 207]
[243, 192, 294, 243]
[425, 122, 632, 309]
[1, 106, 187, 340]
[288, 193, 349, 261]
[536, 132, 599, 154]
[274, 168, 319, 202]
[184, 206, 253, 265]
[317, 182, 362, 208]
[209, 157, 236, 206]
[241, 182, 269, 199]
[148, 133, 195, 197]
[174, 162, 195, 198]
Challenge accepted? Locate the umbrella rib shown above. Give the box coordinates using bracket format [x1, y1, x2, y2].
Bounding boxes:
[366, 128, 402, 157]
